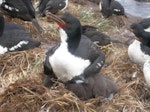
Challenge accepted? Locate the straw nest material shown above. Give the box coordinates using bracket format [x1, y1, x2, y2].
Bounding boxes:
[0, 1, 150, 112]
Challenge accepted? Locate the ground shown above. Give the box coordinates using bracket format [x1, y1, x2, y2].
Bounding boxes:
[0, 1, 150, 112]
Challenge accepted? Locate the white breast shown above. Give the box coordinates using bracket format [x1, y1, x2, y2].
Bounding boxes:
[128, 40, 150, 66]
[99, 1, 102, 11]
[0, 0, 3, 5]
[144, 27, 150, 32]
[143, 60, 150, 86]
[49, 42, 90, 82]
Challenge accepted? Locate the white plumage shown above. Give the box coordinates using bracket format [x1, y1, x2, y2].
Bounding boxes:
[143, 60, 150, 86]
[128, 40, 150, 66]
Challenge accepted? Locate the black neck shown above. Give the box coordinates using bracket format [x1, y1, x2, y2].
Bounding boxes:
[141, 31, 150, 40]
[140, 43, 150, 55]
[140, 31, 150, 46]
[66, 26, 82, 54]
[0, 15, 4, 37]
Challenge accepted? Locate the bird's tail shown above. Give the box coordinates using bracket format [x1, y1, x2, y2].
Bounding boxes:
[31, 18, 43, 38]
[110, 38, 124, 44]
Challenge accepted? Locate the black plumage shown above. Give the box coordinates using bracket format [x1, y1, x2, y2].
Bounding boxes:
[110, 1, 126, 16]
[1, 0, 43, 34]
[99, 0, 126, 18]
[0, 14, 40, 54]
[82, 25, 111, 46]
[66, 73, 118, 100]
[99, 0, 112, 18]
[38, 0, 68, 16]
[139, 18, 150, 30]
[130, 23, 150, 47]
[82, 25, 123, 46]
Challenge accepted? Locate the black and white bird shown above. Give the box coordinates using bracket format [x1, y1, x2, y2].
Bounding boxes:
[38, 0, 68, 16]
[43, 12, 118, 100]
[99, 0, 126, 18]
[82, 25, 123, 46]
[128, 38, 150, 86]
[44, 12, 105, 84]
[0, 0, 43, 34]
[99, 0, 112, 18]
[128, 22, 150, 86]
[128, 23, 150, 65]
[82, 25, 111, 46]
[139, 18, 150, 32]
[0, 14, 40, 54]
[130, 23, 150, 47]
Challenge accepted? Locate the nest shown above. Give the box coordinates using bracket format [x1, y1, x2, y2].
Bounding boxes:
[0, 1, 150, 112]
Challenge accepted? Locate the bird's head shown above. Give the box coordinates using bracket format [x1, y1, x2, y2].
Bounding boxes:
[130, 23, 145, 41]
[45, 0, 68, 14]
[46, 12, 82, 43]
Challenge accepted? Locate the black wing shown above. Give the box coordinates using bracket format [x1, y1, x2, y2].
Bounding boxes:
[1, 30, 40, 51]
[72, 36, 105, 80]
[43, 44, 60, 87]
[1, 0, 35, 21]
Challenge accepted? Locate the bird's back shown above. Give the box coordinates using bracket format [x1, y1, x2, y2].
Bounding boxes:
[74, 35, 105, 62]
[4, 22, 25, 31]
[1, 30, 40, 50]
[1, 0, 35, 21]
[110, 1, 125, 15]
[100, 0, 112, 17]
[82, 25, 111, 46]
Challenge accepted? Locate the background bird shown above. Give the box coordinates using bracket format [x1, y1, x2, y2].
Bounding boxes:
[99, 0, 127, 26]
[0, 14, 40, 54]
[0, 0, 43, 35]
[110, 0, 126, 17]
[99, 0, 126, 18]
[130, 23, 150, 47]
[138, 18, 150, 32]
[99, 0, 112, 18]
[128, 22, 150, 65]
[82, 25, 123, 46]
[38, 0, 68, 16]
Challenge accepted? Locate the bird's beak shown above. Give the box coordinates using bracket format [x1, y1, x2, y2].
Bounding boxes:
[130, 29, 134, 32]
[127, 28, 135, 33]
[135, 36, 142, 42]
[126, 27, 141, 41]
[127, 27, 134, 33]
[46, 12, 66, 28]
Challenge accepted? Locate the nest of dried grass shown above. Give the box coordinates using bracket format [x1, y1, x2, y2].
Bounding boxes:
[0, 1, 150, 112]
[0, 79, 102, 112]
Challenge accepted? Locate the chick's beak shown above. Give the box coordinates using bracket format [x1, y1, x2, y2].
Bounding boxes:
[46, 12, 66, 28]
